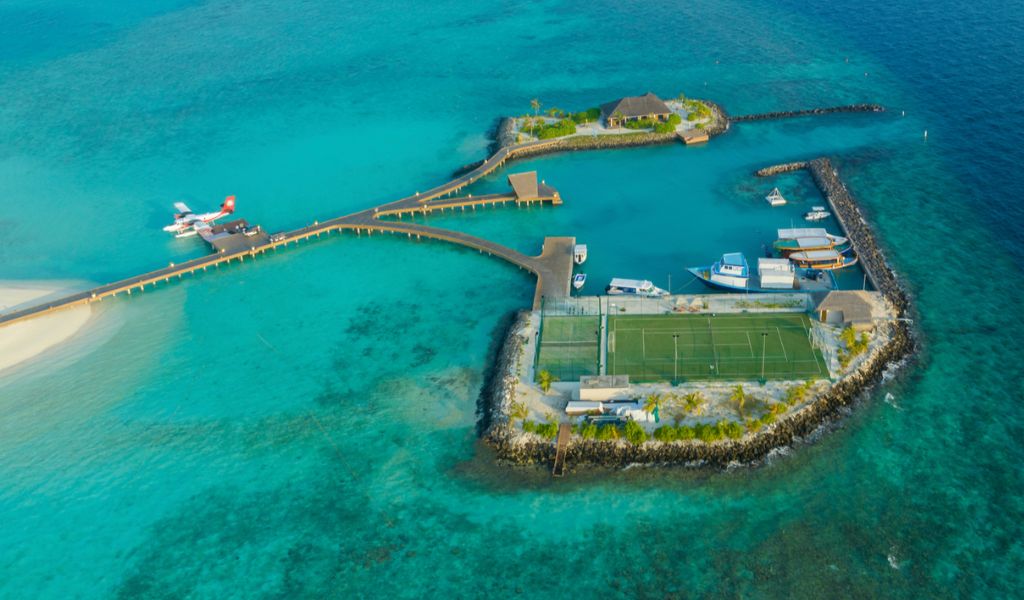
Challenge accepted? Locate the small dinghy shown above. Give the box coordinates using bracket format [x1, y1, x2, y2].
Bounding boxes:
[804, 206, 831, 221]
[573, 273, 587, 290]
[573, 244, 588, 265]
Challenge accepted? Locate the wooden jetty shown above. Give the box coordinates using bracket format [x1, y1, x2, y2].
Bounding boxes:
[552, 422, 572, 477]
[678, 130, 709, 145]
[0, 141, 571, 329]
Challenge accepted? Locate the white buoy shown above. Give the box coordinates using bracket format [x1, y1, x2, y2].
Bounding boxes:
[923, 130, 928, 138]
[901, 110, 905, 117]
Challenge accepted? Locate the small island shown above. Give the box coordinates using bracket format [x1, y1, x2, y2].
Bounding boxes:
[0, 90, 909, 476]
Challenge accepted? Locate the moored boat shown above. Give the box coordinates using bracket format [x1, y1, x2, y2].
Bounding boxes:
[573, 244, 588, 265]
[605, 278, 667, 297]
[774, 227, 848, 255]
[686, 253, 837, 292]
[765, 187, 787, 207]
[788, 249, 858, 270]
[573, 273, 587, 289]
[804, 206, 831, 221]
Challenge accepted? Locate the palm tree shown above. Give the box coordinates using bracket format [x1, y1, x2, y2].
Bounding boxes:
[730, 385, 748, 418]
[643, 393, 662, 423]
[682, 391, 707, 415]
[530, 98, 541, 135]
[538, 369, 556, 393]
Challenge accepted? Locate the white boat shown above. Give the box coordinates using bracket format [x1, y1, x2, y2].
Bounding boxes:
[573, 244, 588, 264]
[804, 206, 831, 221]
[686, 253, 837, 292]
[765, 187, 787, 207]
[573, 273, 587, 289]
[605, 278, 668, 297]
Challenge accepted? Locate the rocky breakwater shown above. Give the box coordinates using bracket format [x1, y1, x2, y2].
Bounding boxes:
[489, 318, 914, 470]
[807, 158, 909, 312]
[731, 103, 885, 123]
[755, 161, 808, 177]
[478, 311, 529, 438]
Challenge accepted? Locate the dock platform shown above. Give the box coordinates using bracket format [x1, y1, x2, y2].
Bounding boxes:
[552, 422, 572, 477]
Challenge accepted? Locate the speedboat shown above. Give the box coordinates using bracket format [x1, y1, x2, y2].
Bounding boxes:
[605, 278, 668, 297]
[788, 249, 858, 270]
[804, 206, 831, 221]
[765, 187, 787, 207]
[774, 227, 848, 255]
[573, 244, 588, 265]
[573, 273, 587, 290]
[687, 253, 837, 292]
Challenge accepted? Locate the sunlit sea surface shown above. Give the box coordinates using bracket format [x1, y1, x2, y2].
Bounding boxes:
[1, 0, 1022, 597]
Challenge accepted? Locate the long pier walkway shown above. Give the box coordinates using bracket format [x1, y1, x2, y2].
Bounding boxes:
[0, 139, 570, 329]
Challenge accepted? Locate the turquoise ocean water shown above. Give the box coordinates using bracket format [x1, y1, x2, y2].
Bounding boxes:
[1, 0, 1022, 597]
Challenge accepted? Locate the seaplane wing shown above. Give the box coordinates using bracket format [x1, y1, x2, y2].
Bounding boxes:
[173, 202, 193, 214]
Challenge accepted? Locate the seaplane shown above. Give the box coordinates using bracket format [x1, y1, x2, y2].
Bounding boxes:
[163, 196, 236, 238]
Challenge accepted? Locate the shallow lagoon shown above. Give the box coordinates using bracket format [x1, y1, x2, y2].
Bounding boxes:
[1, 0, 1023, 597]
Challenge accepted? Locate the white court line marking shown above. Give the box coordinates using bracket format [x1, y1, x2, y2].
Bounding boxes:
[642, 328, 647, 359]
[776, 327, 788, 361]
[746, 332, 753, 357]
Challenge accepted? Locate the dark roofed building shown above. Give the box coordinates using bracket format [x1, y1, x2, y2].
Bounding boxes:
[813, 290, 876, 331]
[600, 92, 672, 128]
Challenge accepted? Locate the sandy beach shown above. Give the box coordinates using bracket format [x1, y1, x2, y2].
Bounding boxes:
[0, 281, 93, 373]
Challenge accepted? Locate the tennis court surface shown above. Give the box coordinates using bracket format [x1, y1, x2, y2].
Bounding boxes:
[536, 316, 600, 381]
[608, 313, 825, 382]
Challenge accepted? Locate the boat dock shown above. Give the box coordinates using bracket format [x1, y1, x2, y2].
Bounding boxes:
[0, 141, 572, 329]
[552, 422, 571, 477]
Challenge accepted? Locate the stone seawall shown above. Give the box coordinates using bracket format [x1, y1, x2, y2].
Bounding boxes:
[478, 311, 529, 436]
[487, 322, 913, 469]
[806, 158, 908, 311]
[731, 103, 885, 123]
[755, 161, 808, 177]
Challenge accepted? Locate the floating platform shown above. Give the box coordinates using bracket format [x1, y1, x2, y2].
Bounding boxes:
[678, 130, 709, 145]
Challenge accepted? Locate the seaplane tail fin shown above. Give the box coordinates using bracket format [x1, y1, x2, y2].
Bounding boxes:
[221, 195, 236, 214]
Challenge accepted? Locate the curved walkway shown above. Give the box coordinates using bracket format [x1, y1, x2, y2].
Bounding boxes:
[0, 138, 570, 329]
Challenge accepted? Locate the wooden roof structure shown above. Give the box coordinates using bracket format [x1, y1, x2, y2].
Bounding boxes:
[600, 92, 671, 120]
[814, 290, 875, 326]
[508, 171, 539, 200]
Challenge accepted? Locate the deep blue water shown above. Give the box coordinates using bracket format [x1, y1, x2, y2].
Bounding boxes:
[1, 0, 1022, 597]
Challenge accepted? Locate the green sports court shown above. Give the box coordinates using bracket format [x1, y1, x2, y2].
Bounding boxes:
[535, 315, 600, 381]
[607, 312, 825, 382]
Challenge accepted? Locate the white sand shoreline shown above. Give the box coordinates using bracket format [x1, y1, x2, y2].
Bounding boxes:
[0, 280, 94, 373]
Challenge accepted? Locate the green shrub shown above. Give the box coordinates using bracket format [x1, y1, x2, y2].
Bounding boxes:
[536, 118, 577, 139]
[653, 425, 677, 442]
[572, 107, 601, 124]
[686, 113, 697, 122]
[694, 423, 723, 443]
[522, 419, 536, 433]
[596, 424, 620, 441]
[653, 121, 675, 134]
[624, 420, 648, 445]
[535, 422, 558, 440]
[718, 420, 744, 440]
[667, 113, 682, 125]
[677, 425, 696, 440]
[580, 421, 598, 439]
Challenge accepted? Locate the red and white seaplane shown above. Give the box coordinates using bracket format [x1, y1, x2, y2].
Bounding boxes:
[163, 196, 236, 238]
